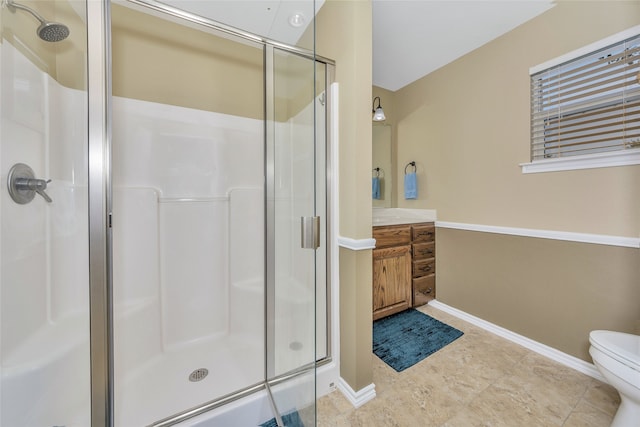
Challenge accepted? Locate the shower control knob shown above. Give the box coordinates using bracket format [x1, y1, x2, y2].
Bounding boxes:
[28, 178, 53, 203]
[7, 163, 53, 204]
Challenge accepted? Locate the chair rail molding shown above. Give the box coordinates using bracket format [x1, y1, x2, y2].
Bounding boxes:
[435, 221, 640, 249]
[337, 236, 376, 251]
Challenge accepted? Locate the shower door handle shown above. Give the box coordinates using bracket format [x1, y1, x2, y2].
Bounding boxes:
[301, 216, 320, 250]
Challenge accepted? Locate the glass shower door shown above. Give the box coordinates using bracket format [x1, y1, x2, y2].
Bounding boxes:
[110, 1, 325, 425]
[110, 3, 267, 424]
[267, 46, 324, 426]
[0, 1, 91, 425]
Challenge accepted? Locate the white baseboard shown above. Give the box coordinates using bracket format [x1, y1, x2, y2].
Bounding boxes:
[428, 300, 604, 382]
[337, 378, 376, 408]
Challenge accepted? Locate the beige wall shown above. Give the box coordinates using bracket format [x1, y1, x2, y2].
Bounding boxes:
[317, 1, 373, 240]
[437, 228, 640, 361]
[111, 4, 264, 119]
[316, 0, 373, 392]
[112, 4, 323, 122]
[394, 1, 640, 237]
[391, 1, 640, 362]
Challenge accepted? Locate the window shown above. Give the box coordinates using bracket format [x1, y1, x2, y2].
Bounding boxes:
[523, 26, 640, 173]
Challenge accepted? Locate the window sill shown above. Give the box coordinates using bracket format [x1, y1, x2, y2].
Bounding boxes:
[520, 149, 640, 174]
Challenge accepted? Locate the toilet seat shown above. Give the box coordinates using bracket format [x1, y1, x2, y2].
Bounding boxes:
[590, 330, 640, 372]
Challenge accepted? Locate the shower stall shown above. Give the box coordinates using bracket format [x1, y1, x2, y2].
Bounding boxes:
[0, 0, 334, 425]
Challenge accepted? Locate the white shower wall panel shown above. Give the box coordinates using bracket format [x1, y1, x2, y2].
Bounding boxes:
[112, 96, 265, 353]
[47, 82, 89, 320]
[0, 43, 49, 357]
[112, 188, 160, 305]
[1, 41, 89, 355]
[1, 42, 90, 426]
[270, 97, 324, 375]
[229, 188, 264, 338]
[112, 188, 162, 372]
[48, 185, 89, 321]
[273, 117, 315, 286]
[289, 119, 315, 288]
[111, 97, 263, 197]
[0, 202, 47, 356]
[159, 200, 229, 348]
[47, 74, 88, 185]
[111, 95, 267, 423]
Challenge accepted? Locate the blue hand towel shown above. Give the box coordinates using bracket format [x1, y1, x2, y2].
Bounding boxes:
[372, 177, 381, 199]
[404, 172, 417, 199]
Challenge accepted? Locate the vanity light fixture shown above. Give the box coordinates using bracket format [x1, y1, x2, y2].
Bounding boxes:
[372, 96, 386, 122]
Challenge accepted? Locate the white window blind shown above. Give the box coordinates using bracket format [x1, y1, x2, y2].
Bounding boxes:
[530, 33, 640, 162]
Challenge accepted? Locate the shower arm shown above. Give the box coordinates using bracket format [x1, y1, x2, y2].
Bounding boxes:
[5, 0, 47, 25]
[3, 0, 70, 43]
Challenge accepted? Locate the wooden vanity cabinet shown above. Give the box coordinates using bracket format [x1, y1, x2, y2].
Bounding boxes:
[411, 223, 436, 306]
[372, 225, 412, 320]
[372, 222, 436, 320]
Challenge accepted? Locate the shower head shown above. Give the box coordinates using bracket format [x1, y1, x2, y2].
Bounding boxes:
[5, 0, 69, 42]
[36, 21, 69, 42]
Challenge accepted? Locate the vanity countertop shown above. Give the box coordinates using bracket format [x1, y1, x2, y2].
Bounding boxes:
[373, 208, 437, 226]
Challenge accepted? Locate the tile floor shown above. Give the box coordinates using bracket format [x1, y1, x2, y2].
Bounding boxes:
[317, 304, 620, 427]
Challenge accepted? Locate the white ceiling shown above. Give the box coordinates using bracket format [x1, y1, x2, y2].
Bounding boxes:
[372, 0, 555, 91]
[154, 0, 554, 92]
[160, 0, 324, 45]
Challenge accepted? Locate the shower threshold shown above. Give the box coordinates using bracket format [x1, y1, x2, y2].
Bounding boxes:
[149, 362, 319, 427]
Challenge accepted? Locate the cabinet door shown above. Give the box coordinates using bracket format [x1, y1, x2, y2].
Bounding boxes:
[412, 258, 436, 278]
[373, 245, 412, 320]
[373, 225, 411, 248]
[413, 274, 436, 306]
[411, 224, 435, 242]
[412, 242, 435, 260]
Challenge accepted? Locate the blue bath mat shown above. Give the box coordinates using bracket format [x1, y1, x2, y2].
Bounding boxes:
[259, 409, 303, 427]
[373, 309, 463, 372]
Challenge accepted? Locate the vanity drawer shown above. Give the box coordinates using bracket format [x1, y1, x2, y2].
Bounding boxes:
[411, 224, 435, 243]
[373, 225, 411, 248]
[413, 258, 435, 277]
[412, 242, 435, 260]
[413, 274, 435, 306]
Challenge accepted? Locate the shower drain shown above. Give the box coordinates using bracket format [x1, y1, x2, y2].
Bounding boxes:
[188, 368, 209, 382]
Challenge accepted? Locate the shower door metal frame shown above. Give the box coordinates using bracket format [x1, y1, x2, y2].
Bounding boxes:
[88, 0, 114, 425]
[86, 0, 336, 426]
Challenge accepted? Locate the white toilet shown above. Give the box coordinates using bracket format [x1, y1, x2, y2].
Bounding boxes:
[589, 330, 640, 427]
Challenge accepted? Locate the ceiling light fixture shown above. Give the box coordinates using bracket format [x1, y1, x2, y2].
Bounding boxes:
[289, 12, 305, 28]
[372, 96, 386, 122]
